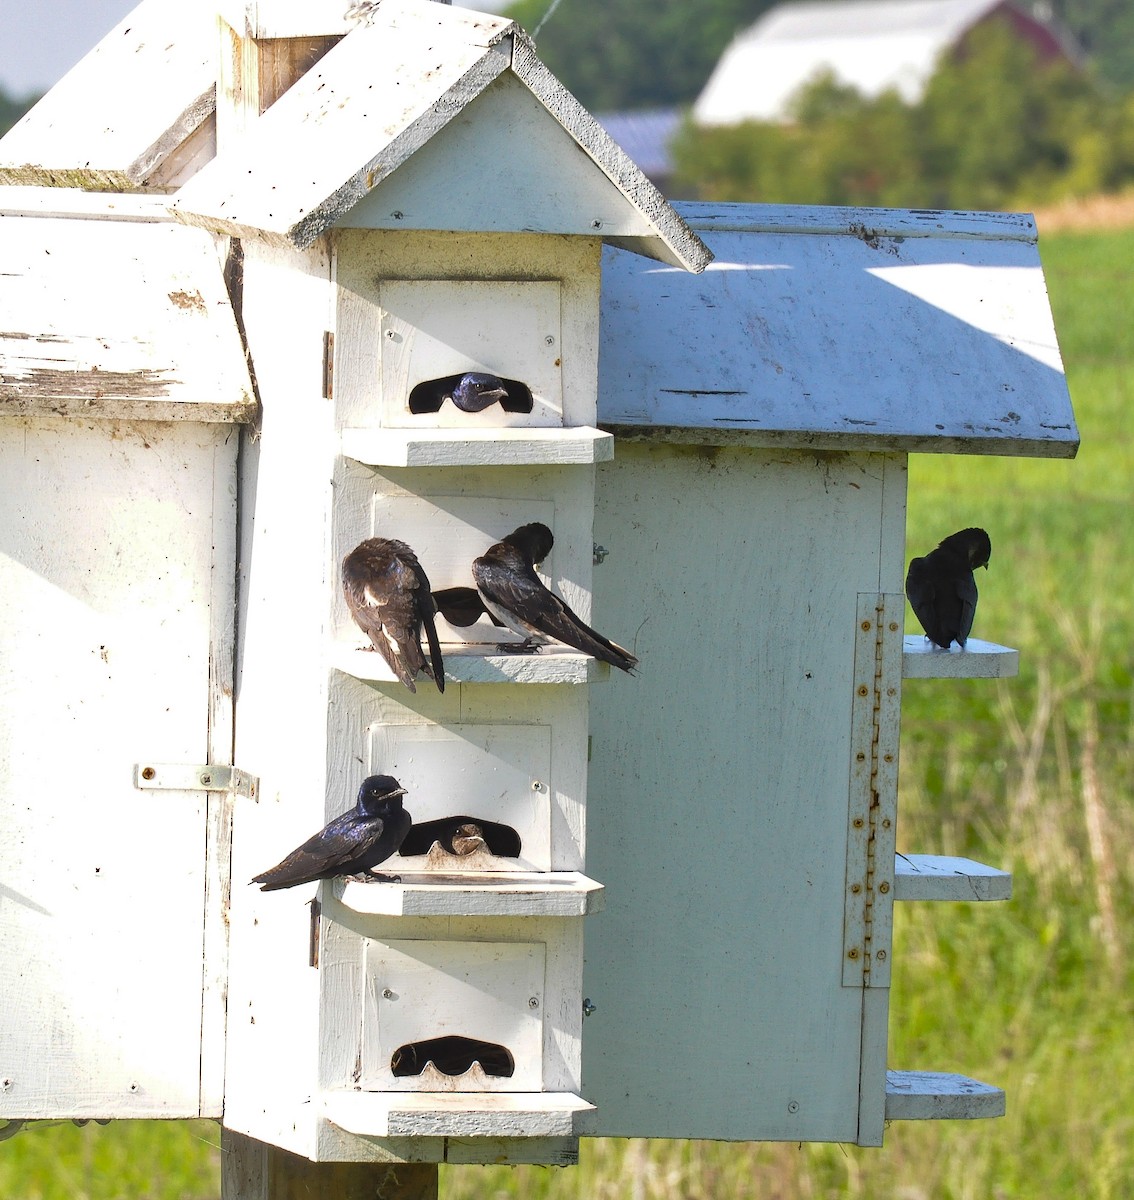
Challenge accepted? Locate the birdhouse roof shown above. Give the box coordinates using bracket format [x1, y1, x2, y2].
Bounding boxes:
[0, 187, 257, 422]
[0, 0, 217, 191]
[0, 0, 709, 273]
[168, 1, 709, 271]
[598, 202, 1078, 457]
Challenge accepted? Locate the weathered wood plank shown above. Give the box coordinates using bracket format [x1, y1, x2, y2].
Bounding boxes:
[894, 854, 1012, 902]
[221, 1129, 439, 1200]
[342, 427, 614, 467]
[322, 1090, 595, 1139]
[902, 635, 1019, 677]
[599, 202, 1077, 457]
[337, 873, 605, 918]
[885, 1070, 1006, 1120]
[0, 212, 256, 420]
[0, 0, 216, 190]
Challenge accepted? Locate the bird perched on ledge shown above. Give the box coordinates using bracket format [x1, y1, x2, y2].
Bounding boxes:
[472, 521, 638, 672]
[905, 527, 992, 649]
[252, 775, 411, 891]
[343, 537, 444, 693]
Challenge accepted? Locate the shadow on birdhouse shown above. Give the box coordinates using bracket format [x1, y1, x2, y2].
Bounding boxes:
[400, 816, 522, 861]
[391, 1035, 516, 1080]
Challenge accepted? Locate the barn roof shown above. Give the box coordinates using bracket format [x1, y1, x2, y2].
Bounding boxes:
[693, 0, 1071, 126]
[598, 201, 1078, 457]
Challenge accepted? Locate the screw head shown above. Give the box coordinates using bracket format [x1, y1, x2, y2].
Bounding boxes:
[528, 996, 540, 1009]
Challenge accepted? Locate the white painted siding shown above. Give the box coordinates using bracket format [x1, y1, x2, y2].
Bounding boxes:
[0, 417, 237, 1118]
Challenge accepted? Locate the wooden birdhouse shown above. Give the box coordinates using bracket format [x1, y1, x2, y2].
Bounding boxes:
[0, 0, 1077, 1180]
[584, 202, 1077, 1145]
[1, 0, 709, 1171]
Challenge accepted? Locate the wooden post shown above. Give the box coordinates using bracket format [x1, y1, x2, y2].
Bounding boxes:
[221, 1130, 438, 1200]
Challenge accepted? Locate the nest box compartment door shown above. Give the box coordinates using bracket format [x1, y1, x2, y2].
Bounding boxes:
[378, 280, 564, 429]
[360, 939, 546, 1092]
[369, 723, 554, 872]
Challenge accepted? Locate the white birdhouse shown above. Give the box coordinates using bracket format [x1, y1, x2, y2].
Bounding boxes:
[584, 202, 1077, 1145]
[0, 0, 1077, 1176]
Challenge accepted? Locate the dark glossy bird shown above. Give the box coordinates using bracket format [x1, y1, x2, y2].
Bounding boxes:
[905, 527, 992, 650]
[472, 522, 638, 672]
[448, 372, 509, 413]
[252, 775, 411, 891]
[343, 537, 444, 693]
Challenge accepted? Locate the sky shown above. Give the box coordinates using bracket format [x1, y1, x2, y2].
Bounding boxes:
[0, 0, 515, 97]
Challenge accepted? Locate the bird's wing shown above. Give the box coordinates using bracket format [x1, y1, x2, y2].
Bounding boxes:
[905, 556, 943, 640]
[409, 558, 445, 693]
[252, 812, 386, 888]
[956, 573, 979, 645]
[345, 555, 426, 690]
[475, 556, 637, 669]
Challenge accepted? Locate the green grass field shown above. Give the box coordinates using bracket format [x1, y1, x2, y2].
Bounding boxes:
[1, 227, 1130, 1199]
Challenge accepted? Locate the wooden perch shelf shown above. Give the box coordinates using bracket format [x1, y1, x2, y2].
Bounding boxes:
[331, 642, 610, 685]
[335, 872, 605, 918]
[322, 1090, 596, 1139]
[341, 426, 615, 469]
[885, 1071, 1005, 1121]
[894, 854, 1012, 902]
[902, 636, 1019, 679]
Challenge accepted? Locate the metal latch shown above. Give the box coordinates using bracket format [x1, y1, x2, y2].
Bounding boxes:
[134, 763, 258, 798]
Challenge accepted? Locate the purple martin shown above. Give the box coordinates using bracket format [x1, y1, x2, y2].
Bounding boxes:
[448, 372, 509, 413]
[472, 522, 638, 672]
[905, 527, 992, 649]
[451, 823, 489, 856]
[252, 775, 411, 891]
[343, 537, 444, 693]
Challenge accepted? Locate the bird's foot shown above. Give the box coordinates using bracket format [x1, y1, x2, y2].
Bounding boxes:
[346, 870, 402, 884]
[494, 640, 540, 656]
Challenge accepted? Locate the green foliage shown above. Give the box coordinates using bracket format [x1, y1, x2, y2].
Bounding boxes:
[507, 0, 771, 110]
[674, 20, 1134, 209]
[0, 86, 39, 137]
[0, 1121, 219, 1200]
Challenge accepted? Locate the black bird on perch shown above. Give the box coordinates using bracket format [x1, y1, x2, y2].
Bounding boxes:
[252, 775, 411, 891]
[472, 522, 638, 672]
[905, 527, 992, 650]
[343, 537, 444, 693]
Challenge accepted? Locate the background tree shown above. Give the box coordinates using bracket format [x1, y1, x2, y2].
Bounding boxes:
[0, 87, 38, 137]
[672, 19, 1134, 209]
[508, 0, 773, 110]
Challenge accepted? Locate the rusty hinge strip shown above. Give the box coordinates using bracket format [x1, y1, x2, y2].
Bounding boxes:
[322, 330, 334, 399]
[843, 594, 903, 988]
[134, 763, 259, 799]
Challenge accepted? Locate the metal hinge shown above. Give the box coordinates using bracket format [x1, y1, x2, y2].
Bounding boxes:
[134, 763, 259, 799]
[842, 593, 903, 989]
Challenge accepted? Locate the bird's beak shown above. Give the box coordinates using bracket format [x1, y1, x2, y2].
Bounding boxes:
[388, 787, 409, 800]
